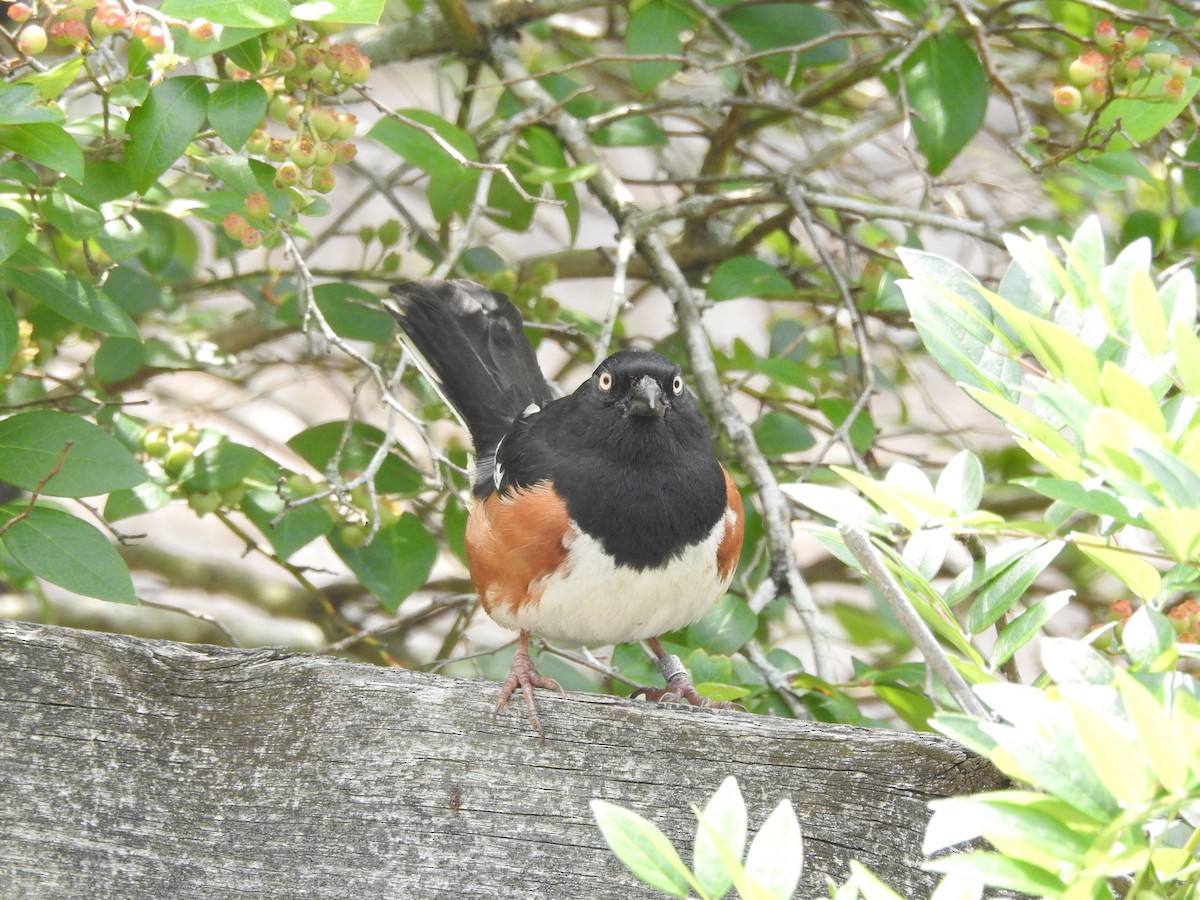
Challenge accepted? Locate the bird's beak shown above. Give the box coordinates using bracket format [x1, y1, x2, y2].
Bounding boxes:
[623, 375, 666, 418]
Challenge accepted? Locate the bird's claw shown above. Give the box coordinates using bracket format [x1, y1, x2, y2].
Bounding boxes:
[494, 642, 561, 736]
[632, 672, 744, 711]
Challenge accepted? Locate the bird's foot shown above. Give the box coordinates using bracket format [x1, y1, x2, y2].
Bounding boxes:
[494, 636, 562, 735]
[632, 653, 742, 710]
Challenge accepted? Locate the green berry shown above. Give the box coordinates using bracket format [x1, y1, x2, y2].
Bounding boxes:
[187, 490, 222, 515]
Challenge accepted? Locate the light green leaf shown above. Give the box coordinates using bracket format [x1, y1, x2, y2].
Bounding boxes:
[967, 541, 1063, 634]
[743, 799, 802, 900]
[991, 589, 1071, 668]
[780, 483, 889, 535]
[207, 81, 268, 150]
[1121, 605, 1175, 668]
[125, 76, 209, 193]
[329, 513, 437, 613]
[591, 800, 694, 898]
[1041, 637, 1114, 686]
[686, 595, 757, 655]
[1071, 534, 1161, 601]
[1098, 75, 1200, 150]
[159, 0, 292, 27]
[934, 449, 984, 514]
[1116, 671, 1188, 794]
[104, 481, 172, 522]
[0, 82, 66, 124]
[290, 0, 386, 23]
[1128, 269, 1168, 356]
[964, 388, 1085, 478]
[899, 35, 988, 176]
[707, 256, 795, 301]
[0, 122, 84, 182]
[1171, 320, 1200, 396]
[1143, 507, 1200, 564]
[0, 208, 26, 266]
[1099, 362, 1164, 435]
[925, 852, 1064, 897]
[0, 504, 136, 603]
[925, 793, 1091, 864]
[1066, 694, 1156, 807]
[0, 410, 148, 497]
[693, 776, 747, 900]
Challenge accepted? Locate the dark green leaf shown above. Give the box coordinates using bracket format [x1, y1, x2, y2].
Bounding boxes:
[242, 490, 334, 560]
[0, 208, 26, 266]
[184, 443, 270, 491]
[707, 256, 795, 300]
[966, 540, 1063, 634]
[899, 35, 988, 176]
[159, 0, 292, 27]
[0, 82, 65, 125]
[818, 397, 875, 453]
[0, 123, 84, 182]
[0, 504, 136, 603]
[40, 191, 103, 240]
[752, 411, 815, 456]
[93, 336, 147, 384]
[330, 513, 437, 612]
[722, 3, 847, 77]
[991, 590, 1070, 668]
[1, 244, 138, 337]
[686, 594, 757, 654]
[60, 160, 136, 207]
[0, 410, 149, 497]
[0, 296, 17, 374]
[874, 684, 934, 730]
[125, 76, 209, 193]
[207, 81, 268, 150]
[593, 115, 667, 147]
[626, 0, 691, 93]
[312, 284, 395, 341]
[287, 421, 423, 496]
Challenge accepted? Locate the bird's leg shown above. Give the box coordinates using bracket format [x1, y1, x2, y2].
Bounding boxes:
[494, 631, 562, 735]
[632, 637, 740, 709]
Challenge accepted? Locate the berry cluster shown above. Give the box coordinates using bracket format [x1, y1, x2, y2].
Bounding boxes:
[10, 0, 207, 57]
[1052, 20, 1193, 115]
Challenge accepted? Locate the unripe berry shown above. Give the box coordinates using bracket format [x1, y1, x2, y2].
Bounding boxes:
[1125, 26, 1150, 54]
[91, 9, 125, 37]
[240, 227, 263, 249]
[244, 192, 270, 220]
[131, 13, 153, 39]
[8, 3, 31, 23]
[163, 442, 196, 477]
[246, 129, 271, 155]
[1093, 19, 1117, 51]
[188, 18, 214, 40]
[74, 0, 98, 10]
[334, 112, 357, 140]
[310, 107, 339, 139]
[1143, 41, 1175, 72]
[298, 44, 324, 70]
[333, 141, 357, 165]
[1082, 77, 1108, 109]
[314, 141, 336, 167]
[141, 428, 170, 458]
[60, 6, 87, 23]
[338, 523, 368, 548]
[1170, 57, 1193, 79]
[312, 20, 343, 36]
[268, 94, 294, 123]
[311, 167, 335, 193]
[266, 138, 288, 161]
[289, 137, 317, 167]
[264, 27, 290, 50]
[275, 161, 301, 186]
[338, 52, 370, 84]
[224, 59, 253, 80]
[274, 47, 297, 73]
[1162, 77, 1186, 100]
[1051, 84, 1082, 115]
[222, 212, 248, 240]
[17, 23, 47, 55]
[187, 490, 222, 515]
[377, 219, 401, 246]
[141, 26, 165, 53]
[1068, 50, 1106, 87]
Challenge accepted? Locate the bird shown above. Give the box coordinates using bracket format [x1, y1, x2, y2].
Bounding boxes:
[383, 279, 744, 733]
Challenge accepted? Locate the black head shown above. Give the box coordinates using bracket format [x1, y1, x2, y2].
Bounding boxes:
[583, 350, 691, 420]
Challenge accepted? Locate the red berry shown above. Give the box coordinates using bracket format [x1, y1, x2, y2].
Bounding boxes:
[244, 192, 271, 220]
[1125, 26, 1150, 54]
[1082, 77, 1108, 109]
[8, 3, 31, 23]
[1162, 77, 1186, 100]
[1094, 19, 1117, 51]
[240, 227, 263, 250]
[222, 212, 248, 240]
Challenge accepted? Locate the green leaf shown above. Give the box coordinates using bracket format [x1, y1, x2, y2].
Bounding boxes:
[0, 122, 84, 182]
[874, 684, 935, 730]
[780, 483, 889, 535]
[1015, 477, 1136, 523]
[329, 513, 437, 612]
[966, 541, 1063, 634]
[899, 35, 988, 176]
[207, 81, 268, 150]
[707, 256, 795, 301]
[594, 115, 667, 147]
[40, 190, 104, 240]
[1122, 605, 1175, 668]
[925, 852, 1064, 897]
[1168, 323, 1200, 392]
[686, 594, 757, 654]
[0, 208, 26, 266]
[290, 0, 386, 23]
[991, 590, 1070, 668]
[743, 799, 803, 900]
[311, 283, 397, 341]
[721, 3, 847, 78]
[934, 450, 984, 515]
[591, 800, 694, 898]
[1116, 671, 1189, 794]
[1066, 694, 1156, 807]
[0, 296, 18, 373]
[752, 411, 815, 457]
[104, 481, 172, 521]
[1097, 75, 1200, 151]
[1040, 637, 1114, 686]
[1143, 507, 1200, 564]
[184, 443, 270, 491]
[286, 421, 423, 495]
[93, 336, 147, 384]
[693, 776, 748, 900]
[125, 76, 209, 193]
[1072, 534, 1161, 601]
[242, 490, 334, 560]
[0, 504, 136, 603]
[925, 793, 1092, 864]
[159, 0, 292, 27]
[17, 56, 85, 103]
[626, 0, 691, 93]
[0, 411, 148, 497]
[1, 244, 138, 337]
[0, 82, 65, 125]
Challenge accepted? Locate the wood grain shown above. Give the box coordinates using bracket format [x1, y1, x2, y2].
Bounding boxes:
[0, 620, 1007, 898]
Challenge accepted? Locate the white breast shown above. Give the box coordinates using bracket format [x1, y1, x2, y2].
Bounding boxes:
[487, 515, 732, 646]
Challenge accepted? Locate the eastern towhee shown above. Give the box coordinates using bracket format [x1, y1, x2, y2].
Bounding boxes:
[384, 280, 744, 732]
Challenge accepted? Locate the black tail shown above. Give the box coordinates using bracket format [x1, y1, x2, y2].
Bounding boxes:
[384, 280, 552, 458]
